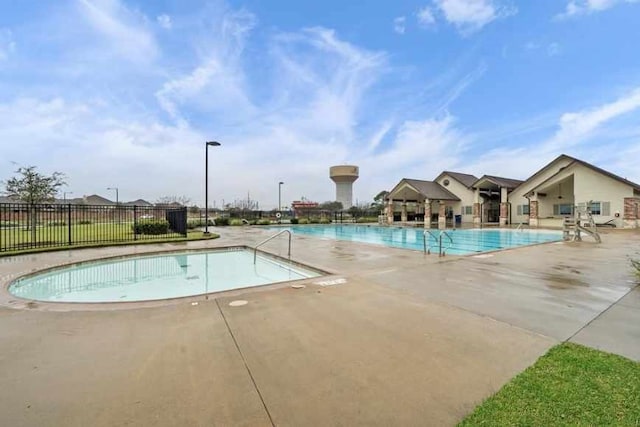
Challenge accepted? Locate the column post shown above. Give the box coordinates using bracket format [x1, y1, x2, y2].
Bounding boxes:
[438, 201, 446, 230]
[499, 187, 509, 226]
[473, 188, 481, 226]
[529, 195, 539, 227]
[401, 201, 408, 223]
[424, 199, 431, 229]
[387, 198, 394, 224]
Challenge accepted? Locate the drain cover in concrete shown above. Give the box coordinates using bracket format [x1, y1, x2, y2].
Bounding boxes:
[229, 300, 248, 307]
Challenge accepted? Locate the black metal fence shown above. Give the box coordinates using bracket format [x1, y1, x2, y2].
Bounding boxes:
[0, 203, 188, 253]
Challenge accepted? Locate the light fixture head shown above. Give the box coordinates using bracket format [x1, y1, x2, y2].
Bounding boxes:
[206, 141, 221, 146]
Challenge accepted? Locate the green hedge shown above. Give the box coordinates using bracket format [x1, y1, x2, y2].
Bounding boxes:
[186, 219, 214, 229]
[290, 218, 299, 224]
[214, 217, 230, 226]
[257, 219, 271, 225]
[298, 218, 309, 224]
[0, 221, 19, 228]
[356, 217, 378, 223]
[133, 219, 170, 235]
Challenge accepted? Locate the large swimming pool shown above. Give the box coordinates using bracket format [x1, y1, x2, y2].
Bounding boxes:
[278, 225, 562, 255]
[9, 248, 321, 303]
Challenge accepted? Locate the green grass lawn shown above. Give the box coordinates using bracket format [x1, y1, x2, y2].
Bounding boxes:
[460, 343, 640, 426]
[0, 222, 217, 256]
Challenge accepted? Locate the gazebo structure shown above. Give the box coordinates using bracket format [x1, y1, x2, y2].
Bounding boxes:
[385, 179, 460, 229]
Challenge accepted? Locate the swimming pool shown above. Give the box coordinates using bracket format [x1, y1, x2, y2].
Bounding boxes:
[278, 225, 562, 255]
[9, 248, 321, 303]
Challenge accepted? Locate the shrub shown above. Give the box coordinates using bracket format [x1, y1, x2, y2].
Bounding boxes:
[248, 219, 258, 225]
[77, 220, 93, 225]
[356, 217, 378, 223]
[309, 217, 320, 224]
[48, 221, 67, 226]
[257, 219, 271, 225]
[632, 258, 640, 278]
[133, 219, 170, 235]
[0, 221, 19, 228]
[214, 217, 230, 226]
[186, 219, 214, 229]
[319, 218, 331, 224]
[230, 219, 244, 226]
[290, 218, 299, 224]
[298, 218, 309, 224]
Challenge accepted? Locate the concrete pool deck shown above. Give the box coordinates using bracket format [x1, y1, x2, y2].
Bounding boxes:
[0, 226, 638, 426]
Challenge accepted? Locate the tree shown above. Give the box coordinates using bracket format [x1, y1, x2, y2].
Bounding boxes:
[156, 195, 191, 206]
[2, 166, 66, 240]
[318, 201, 343, 211]
[371, 190, 389, 212]
[3, 166, 66, 204]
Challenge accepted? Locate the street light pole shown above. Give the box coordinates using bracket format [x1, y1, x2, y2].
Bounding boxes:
[278, 181, 284, 224]
[107, 187, 119, 204]
[63, 191, 73, 202]
[205, 141, 221, 234]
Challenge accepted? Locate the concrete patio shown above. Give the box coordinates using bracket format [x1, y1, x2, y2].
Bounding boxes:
[0, 226, 638, 426]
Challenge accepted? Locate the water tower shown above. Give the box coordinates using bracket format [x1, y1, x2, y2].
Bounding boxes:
[330, 165, 359, 209]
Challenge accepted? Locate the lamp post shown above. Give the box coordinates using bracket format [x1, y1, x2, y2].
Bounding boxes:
[205, 141, 221, 234]
[107, 187, 119, 204]
[63, 191, 73, 202]
[278, 181, 284, 223]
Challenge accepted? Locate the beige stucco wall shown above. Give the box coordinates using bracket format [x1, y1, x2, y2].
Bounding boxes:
[435, 174, 475, 223]
[508, 157, 574, 224]
[573, 167, 633, 227]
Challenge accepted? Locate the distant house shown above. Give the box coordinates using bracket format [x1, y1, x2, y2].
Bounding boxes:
[82, 194, 115, 205]
[124, 199, 153, 207]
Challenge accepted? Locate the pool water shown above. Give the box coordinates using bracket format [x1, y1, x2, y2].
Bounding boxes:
[9, 248, 321, 303]
[279, 225, 562, 255]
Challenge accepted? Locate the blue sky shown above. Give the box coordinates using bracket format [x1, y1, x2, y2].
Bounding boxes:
[1, 0, 640, 207]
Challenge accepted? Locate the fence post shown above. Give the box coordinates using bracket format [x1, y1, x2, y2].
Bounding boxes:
[133, 205, 138, 241]
[67, 204, 72, 246]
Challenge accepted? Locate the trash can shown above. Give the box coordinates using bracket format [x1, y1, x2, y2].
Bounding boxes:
[455, 215, 462, 225]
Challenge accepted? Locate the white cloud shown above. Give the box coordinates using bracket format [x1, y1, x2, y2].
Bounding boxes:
[544, 88, 640, 151]
[547, 42, 561, 57]
[557, 0, 639, 18]
[77, 0, 158, 62]
[0, 28, 16, 61]
[432, 0, 516, 34]
[416, 7, 436, 27]
[157, 14, 172, 30]
[393, 16, 406, 34]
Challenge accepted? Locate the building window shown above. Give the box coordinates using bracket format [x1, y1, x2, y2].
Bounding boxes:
[461, 205, 472, 215]
[443, 179, 450, 187]
[516, 204, 530, 216]
[588, 201, 610, 216]
[553, 204, 573, 216]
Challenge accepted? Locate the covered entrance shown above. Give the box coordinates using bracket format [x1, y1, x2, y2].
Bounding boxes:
[385, 179, 460, 229]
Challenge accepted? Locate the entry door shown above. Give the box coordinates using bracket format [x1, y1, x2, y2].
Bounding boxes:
[486, 202, 500, 223]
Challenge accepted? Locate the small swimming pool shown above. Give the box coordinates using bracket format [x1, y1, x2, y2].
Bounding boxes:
[278, 225, 562, 255]
[9, 248, 321, 303]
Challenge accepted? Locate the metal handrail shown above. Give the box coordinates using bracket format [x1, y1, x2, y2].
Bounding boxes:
[516, 222, 526, 231]
[254, 229, 292, 264]
[439, 231, 453, 256]
[423, 230, 440, 254]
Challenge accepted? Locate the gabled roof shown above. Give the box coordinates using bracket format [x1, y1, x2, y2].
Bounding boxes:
[473, 175, 524, 189]
[513, 154, 640, 194]
[83, 194, 115, 205]
[388, 178, 460, 201]
[124, 199, 153, 206]
[435, 171, 479, 188]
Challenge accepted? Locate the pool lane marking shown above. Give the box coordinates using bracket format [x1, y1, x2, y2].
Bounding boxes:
[215, 298, 275, 427]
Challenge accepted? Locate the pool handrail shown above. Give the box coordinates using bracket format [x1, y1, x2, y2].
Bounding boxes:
[254, 229, 292, 264]
[423, 230, 440, 254]
[439, 231, 453, 256]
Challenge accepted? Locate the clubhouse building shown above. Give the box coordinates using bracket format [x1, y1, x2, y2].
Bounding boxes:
[385, 154, 640, 229]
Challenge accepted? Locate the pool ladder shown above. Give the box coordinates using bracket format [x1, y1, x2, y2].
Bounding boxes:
[254, 229, 292, 264]
[423, 230, 453, 257]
